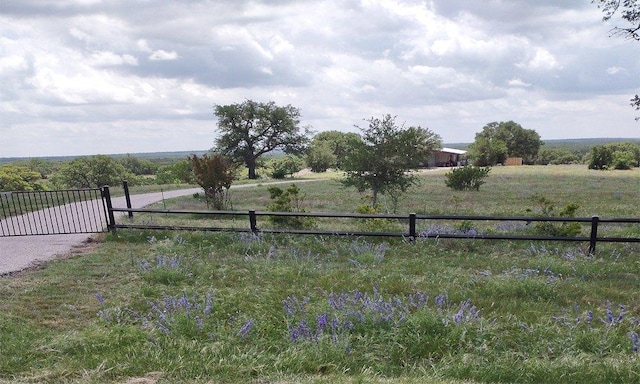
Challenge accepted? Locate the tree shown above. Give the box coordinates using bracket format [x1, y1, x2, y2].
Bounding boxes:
[189, 154, 236, 209]
[269, 155, 304, 179]
[53, 155, 132, 188]
[310, 130, 361, 169]
[305, 141, 336, 172]
[468, 121, 542, 165]
[593, 0, 640, 114]
[214, 100, 310, 179]
[588, 145, 614, 169]
[342, 115, 442, 207]
[0, 165, 44, 192]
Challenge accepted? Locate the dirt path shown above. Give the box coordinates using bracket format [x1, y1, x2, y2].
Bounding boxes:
[0, 179, 320, 275]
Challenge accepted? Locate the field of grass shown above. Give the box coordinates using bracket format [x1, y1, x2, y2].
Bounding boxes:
[0, 165, 639, 383]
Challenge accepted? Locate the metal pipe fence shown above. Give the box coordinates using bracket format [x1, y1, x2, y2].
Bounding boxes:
[107, 195, 640, 255]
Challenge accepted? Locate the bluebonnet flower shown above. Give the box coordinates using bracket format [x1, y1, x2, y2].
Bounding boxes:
[631, 332, 639, 353]
[238, 319, 254, 339]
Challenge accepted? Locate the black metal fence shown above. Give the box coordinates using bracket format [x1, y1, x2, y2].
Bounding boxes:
[0, 188, 108, 236]
[106, 186, 640, 255]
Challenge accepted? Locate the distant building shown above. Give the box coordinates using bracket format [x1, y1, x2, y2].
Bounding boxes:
[426, 148, 468, 167]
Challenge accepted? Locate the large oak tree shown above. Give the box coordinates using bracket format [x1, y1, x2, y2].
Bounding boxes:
[469, 121, 542, 166]
[214, 100, 310, 179]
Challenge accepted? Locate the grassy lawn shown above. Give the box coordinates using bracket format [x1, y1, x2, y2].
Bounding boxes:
[1, 165, 639, 383]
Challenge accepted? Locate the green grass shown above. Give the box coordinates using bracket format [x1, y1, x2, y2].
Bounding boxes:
[1, 165, 639, 383]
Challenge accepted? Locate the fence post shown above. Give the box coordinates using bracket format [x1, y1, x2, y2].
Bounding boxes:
[249, 210, 258, 234]
[102, 186, 117, 234]
[409, 213, 417, 241]
[123, 180, 133, 221]
[589, 215, 599, 255]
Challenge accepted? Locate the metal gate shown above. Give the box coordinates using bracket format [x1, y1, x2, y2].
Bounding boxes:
[0, 188, 109, 236]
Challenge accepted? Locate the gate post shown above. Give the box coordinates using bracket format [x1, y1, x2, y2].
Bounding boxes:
[123, 180, 133, 221]
[589, 215, 599, 255]
[102, 186, 117, 234]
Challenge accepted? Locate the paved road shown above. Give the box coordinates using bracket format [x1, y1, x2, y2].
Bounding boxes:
[0, 180, 320, 275]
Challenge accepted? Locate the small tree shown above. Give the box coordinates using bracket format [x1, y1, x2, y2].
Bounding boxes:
[342, 115, 441, 207]
[266, 184, 316, 229]
[445, 166, 491, 191]
[189, 154, 236, 210]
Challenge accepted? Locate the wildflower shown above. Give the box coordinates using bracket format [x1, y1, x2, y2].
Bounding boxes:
[631, 332, 639, 353]
[95, 292, 105, 306]
[238, 319, 254, 339]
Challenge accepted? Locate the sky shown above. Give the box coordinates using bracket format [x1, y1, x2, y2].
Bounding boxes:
[1, 0, 639, 158]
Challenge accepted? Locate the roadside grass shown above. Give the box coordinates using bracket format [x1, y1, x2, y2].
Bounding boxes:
[0, 165, 639, 383]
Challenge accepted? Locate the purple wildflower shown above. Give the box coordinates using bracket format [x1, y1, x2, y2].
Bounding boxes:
[238, 319, 254, 339]
[631, 331, 639, 353]
[95, 292, 105, 306]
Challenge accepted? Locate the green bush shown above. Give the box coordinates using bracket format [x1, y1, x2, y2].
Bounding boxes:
[527, 195, 582, 237]
[612, 150, 635, 170]
[269, 156, 304, 179]
[445, 166, 491, 191]
[267, 184, 316, 229]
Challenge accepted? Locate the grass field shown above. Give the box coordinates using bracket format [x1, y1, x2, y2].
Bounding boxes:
[0, 165, 639, 383]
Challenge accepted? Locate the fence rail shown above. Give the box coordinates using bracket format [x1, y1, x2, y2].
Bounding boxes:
[108, 204, 640, 254]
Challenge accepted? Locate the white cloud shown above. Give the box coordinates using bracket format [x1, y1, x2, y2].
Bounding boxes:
[508, 78, 532, 87]
[149, 49, 179, 61]
[606, 66, 628, 75]
[0, 0, 637, 158]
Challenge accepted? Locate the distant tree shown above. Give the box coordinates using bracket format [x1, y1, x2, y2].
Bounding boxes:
[468, 136, 508, 166]
[535, 148, 579, 165]
[118, 155, 157, 175]
[342, 115, 442, 207]
[24, 158, 56, 179]
[0, 165, 44, 192]
[469, 121, 542, 165]
[53, 155, 132, 188]
[593, 0, 640, 115]
[310, 130, 361, 169]
[214, 100, 310, 179]
[189, 154, 236, 209]
[588, 145, 614, 169]
[305, 141, 336, 172]
[269, 155, 304, 179]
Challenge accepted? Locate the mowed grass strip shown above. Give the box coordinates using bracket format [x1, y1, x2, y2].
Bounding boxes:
[0, 165, 639, 383]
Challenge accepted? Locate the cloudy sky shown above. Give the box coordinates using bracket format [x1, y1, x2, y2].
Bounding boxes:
[1, 0, 638, 158]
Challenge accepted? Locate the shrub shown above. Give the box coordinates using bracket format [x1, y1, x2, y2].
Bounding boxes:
[527, 195, 582, 237]
[267, 184, 316, 229]
[189, 154, 236, 210]
[612, 150, 635, 170]
[269, 156, 304, 179]
[444, 166, 491, 191]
